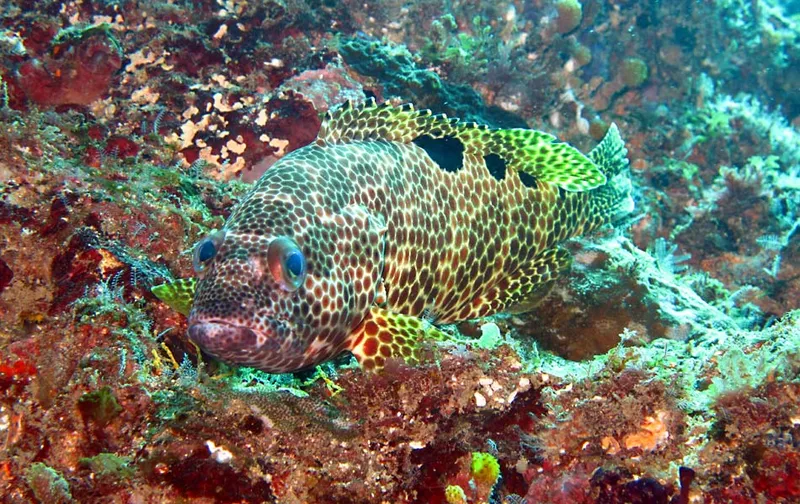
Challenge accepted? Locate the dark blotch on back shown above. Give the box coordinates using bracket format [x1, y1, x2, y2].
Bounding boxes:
[413, 135, 464, 173]
[484, 153, 507, 181]
[519, 171, 537, 188]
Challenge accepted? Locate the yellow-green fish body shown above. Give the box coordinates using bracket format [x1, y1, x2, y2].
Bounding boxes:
[154, 101, 631, 372]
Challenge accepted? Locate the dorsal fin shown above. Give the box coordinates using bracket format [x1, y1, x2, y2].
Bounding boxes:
[317, 100, 606, 192]
[317, 99, 421, 143]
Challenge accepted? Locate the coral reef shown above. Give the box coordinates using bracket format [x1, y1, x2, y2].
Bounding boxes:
[0, 0, 797, 502]
[17, 24, 122, 107]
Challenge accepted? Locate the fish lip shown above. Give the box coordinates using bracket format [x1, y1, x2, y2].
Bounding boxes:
[187, 320, 268, 354]
[189, 316, 287, 338]
[191, 318, 247, 328]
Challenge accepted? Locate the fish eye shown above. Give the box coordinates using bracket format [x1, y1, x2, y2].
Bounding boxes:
[267, 237, 306, 291]
[193, 230, 225, 274]
[285, 251, 305, 278]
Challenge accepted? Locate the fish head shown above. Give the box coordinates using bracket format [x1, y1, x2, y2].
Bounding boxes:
[186, 173, 386, 373]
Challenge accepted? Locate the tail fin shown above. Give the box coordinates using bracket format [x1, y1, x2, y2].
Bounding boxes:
[589, 123, 628, 177]
[586, 124, 634, 223]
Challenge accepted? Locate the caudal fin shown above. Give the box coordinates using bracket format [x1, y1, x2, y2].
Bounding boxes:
[586, 124, 634, 223]
[589, 123, 628, 177]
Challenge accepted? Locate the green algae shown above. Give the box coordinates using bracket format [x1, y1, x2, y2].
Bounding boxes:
[79, 453, 135, 480]
[150, 388, 200, 422]
[78, 385, 123, 427]
[71, 272, 154, 368]
[476, 322, 504, 350]
[223, 361, 350, 398]
[24, 463, 73, 504]
[421, 14, 494, 82]
[52, 22, 123, 57]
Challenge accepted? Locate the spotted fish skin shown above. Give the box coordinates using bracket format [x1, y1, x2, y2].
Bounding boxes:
[158, 102, 632, 373]
[187, 142, 391, 372]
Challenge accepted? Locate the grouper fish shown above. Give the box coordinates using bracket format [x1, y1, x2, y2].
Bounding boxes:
[153, 101, 632, 373]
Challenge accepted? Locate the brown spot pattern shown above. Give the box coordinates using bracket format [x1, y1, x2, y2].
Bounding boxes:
[187, 102, 629, 372]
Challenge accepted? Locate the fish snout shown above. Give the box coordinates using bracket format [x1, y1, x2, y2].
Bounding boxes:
[188, 321, 260, 356]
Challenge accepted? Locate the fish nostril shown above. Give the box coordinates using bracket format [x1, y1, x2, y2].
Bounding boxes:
[247, 257, 267, 281]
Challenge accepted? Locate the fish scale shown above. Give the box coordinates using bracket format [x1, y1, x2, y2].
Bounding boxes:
[153, 101, 632, 373]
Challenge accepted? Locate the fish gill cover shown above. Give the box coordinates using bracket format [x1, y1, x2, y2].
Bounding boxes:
[0, 1, 798, 503]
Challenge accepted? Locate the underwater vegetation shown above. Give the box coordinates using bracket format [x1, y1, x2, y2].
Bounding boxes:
[0, 0, 798, 503]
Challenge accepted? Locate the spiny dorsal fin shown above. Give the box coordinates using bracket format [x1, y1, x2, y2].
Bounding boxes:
[317, 100, 606, 192]
[318, 99, 436, 144]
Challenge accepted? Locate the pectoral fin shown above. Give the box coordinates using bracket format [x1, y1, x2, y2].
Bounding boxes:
[151, 278, 197, 316]
[346, 306, 450, 371]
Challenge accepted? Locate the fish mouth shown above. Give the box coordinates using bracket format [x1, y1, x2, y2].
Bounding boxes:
[187, 316, 306, 372]
[188, 320, 269, 358]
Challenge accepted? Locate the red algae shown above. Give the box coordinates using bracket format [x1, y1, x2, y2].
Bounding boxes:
[17, 32, 122, 107]
[104, 136, 139, 160]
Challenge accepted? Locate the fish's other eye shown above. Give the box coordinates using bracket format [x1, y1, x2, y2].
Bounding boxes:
[193, 230, 225, 274]
[267, 237, 306, 291]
